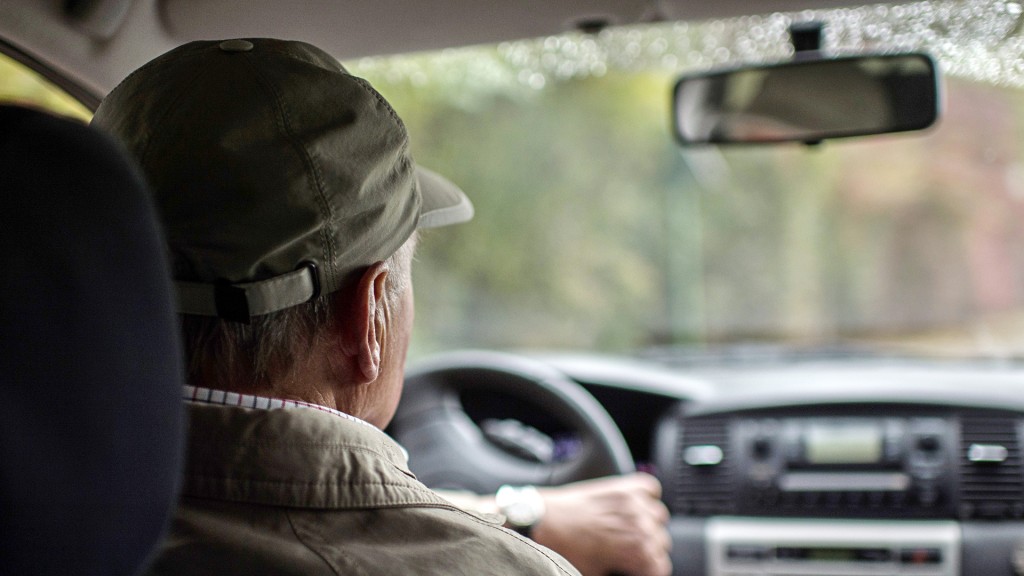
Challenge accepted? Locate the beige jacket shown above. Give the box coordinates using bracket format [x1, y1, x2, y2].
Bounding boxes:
[146, 403, 580, 576]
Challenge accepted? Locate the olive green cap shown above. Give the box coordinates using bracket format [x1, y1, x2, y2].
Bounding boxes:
[92, 38, 472, 322]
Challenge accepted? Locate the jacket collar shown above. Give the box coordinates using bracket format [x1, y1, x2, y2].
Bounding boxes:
[180, 402, 447, 510]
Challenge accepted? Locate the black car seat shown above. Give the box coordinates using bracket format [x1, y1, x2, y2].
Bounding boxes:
[0, 105, 184, 575]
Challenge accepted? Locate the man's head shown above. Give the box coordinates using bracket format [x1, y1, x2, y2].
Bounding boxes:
[92, 39, 472, 424]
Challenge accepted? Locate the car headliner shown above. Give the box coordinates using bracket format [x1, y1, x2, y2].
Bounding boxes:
[3, 0, 888, 108]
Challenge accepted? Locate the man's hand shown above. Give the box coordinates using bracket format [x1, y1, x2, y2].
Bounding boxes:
[530, 473, 672, 576]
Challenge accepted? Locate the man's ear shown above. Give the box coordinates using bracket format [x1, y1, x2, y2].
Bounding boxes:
[339, 262, 389, 383]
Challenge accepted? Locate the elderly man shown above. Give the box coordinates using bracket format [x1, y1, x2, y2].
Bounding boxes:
[92, 38, 668, 576]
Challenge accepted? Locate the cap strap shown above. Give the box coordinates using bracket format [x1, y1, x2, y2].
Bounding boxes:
[175, 265, 319, 323]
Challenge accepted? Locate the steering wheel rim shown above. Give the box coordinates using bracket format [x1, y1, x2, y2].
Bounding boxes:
[389, 350, 634, 494]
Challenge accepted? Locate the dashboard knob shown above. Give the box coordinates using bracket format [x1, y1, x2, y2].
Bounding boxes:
[752, 436, 772, 459]
[917, 434, 940, 452]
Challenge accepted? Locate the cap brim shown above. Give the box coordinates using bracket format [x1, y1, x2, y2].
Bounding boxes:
[416, 166, 474, 228]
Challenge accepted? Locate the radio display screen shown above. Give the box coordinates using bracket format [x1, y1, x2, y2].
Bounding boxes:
[777, 547, 892, 563]
[804, 422, 883, 464]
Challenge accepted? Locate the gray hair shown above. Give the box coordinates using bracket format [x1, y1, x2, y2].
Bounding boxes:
[181, 234, 417, 392]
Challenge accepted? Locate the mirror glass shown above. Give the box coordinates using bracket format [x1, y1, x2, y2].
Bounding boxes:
[673, 54, 939, 145]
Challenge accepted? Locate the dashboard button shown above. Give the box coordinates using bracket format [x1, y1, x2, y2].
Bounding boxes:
[752, 436, 772, 459]
[901, 548, 942, 565]
[727, 545, 770, 561]
[917, 434, 941, 452]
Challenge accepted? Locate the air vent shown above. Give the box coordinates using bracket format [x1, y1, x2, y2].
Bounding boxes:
[959, 414, 1024, 519]
[670, 416, 734, 516]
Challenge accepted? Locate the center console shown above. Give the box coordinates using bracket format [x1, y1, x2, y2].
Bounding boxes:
[655, 404, 1024, 576]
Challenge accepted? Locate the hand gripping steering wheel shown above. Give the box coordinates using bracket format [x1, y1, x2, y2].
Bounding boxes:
[389, 350, 634, 494]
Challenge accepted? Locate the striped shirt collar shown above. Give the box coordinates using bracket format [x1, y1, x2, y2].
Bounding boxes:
[183, 385, 379, 431]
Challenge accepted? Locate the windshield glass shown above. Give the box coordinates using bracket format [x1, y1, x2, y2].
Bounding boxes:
[348, 0, 1024, 361]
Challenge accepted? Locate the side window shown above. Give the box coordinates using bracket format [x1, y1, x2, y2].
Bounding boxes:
[0, 52, 91, 121]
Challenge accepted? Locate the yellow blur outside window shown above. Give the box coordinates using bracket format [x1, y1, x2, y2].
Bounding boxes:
[0, 52, 91, 121]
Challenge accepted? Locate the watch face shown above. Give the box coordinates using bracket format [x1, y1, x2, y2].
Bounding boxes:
[505, 501, 539, 527]
[496, 485, 545, 528]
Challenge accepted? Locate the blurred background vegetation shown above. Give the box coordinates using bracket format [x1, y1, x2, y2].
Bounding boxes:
[353, 54, 1024, 359]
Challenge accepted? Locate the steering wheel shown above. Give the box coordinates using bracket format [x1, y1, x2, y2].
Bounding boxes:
[389, 350, 634, 494]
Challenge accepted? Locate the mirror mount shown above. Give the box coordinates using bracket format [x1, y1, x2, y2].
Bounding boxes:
[789, 21, 824, 60]
[791, 22, 826, 145]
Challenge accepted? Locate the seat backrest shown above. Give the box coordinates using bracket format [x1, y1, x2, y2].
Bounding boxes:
[0, 105, 184, 576]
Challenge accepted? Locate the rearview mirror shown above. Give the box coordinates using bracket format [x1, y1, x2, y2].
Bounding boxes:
[672, 54, 939, 145]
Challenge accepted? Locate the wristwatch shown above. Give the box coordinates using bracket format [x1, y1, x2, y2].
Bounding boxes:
[495, 484, 545, 537]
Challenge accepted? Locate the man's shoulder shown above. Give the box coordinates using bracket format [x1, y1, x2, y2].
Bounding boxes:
[170, 403, 581, 574]
[157, 495, 581, 576]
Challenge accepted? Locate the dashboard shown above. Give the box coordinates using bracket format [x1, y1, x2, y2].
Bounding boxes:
[542, 354, 1024, 576]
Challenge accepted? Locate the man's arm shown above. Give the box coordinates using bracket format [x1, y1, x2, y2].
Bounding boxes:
[436, 473, 672, 576]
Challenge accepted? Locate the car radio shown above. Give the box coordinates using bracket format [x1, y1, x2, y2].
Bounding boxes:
[733, 417, 953, 517]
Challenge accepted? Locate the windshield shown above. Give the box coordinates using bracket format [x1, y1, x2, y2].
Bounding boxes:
[350, 0, 1024, 361]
